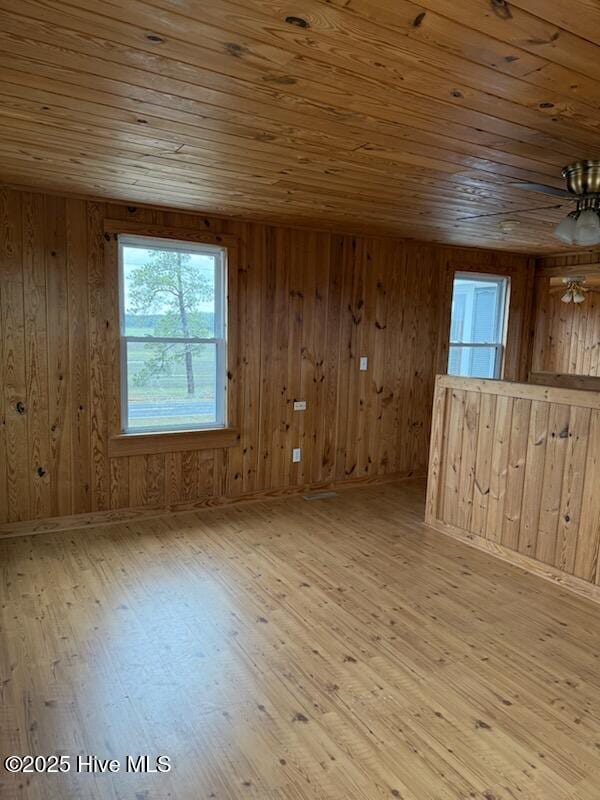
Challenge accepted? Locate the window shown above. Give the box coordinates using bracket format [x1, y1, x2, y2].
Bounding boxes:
[119, 235, 227, 433]
[448, 273, 509, 379]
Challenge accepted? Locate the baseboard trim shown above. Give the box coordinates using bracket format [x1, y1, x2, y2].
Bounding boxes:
[0, 470, 423, 540]
[426, 517, 600, 606]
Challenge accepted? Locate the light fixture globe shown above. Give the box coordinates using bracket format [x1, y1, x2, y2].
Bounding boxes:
[574, 208, 600, 245]
[559, 278, 590, 304]
[553, 213, 577, 244]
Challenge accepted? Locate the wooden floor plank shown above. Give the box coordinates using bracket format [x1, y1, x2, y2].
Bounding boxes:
[1, 478, 599, 799]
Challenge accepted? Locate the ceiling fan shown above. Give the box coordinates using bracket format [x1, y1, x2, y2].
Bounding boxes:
[511, 160, 600, 246]
[549, 277, 600, 304]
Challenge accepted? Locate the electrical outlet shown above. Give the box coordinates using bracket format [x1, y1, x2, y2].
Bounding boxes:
[293, 400, 307, 411]
[359, 356, 368, 371]
[292, 448, 301, 463]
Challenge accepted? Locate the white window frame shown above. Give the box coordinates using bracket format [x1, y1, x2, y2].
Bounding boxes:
[118, 234, 227, 434]
[448, 272, 509, 380]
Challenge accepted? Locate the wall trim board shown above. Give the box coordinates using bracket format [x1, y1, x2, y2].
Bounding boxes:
[535, 262, 600, 278]
[427, 518, 600, 607]
[103, 219, 239, 249]
[521, 255, 537, 381]
[529, 372, 600, 392]
[0, 470, 423, 540]
[108, 428, 240, 457]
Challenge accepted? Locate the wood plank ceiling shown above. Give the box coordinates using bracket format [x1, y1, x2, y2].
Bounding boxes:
[1, 0, 600, 251]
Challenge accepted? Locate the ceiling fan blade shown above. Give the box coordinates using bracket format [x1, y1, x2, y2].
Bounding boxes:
[509, 181, 573, 199]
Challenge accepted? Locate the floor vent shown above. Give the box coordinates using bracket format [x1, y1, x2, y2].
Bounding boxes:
[303, 491, 338, 501]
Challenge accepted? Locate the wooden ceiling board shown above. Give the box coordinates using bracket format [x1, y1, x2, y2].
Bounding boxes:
[6, 0, 599, 161]
[1, 0, 600, 251]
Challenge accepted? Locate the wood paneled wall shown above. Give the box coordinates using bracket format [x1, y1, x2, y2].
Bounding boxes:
[0, 186, 532, 527]
[426, 375, 600, 603]
[531, 254, 600, 377]
[532, 286, 600, 375]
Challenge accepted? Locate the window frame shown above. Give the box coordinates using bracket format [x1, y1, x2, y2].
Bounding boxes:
[118, 233, 228, 435]
[448, 272, 510, 380]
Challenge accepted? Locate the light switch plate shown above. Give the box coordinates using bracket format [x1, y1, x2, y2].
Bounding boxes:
[359, 356, 368, 371]
[293, 400, 307, 411]
[292, 448, 302, 463]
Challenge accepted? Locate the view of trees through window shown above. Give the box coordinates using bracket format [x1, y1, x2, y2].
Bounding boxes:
[120, 237, 226, 432]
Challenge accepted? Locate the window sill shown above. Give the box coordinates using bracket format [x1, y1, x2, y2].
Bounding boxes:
[108, 427, 239, 458]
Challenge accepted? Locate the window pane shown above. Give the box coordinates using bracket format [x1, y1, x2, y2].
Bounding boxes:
[126, 342, 218, 430]
[449, 293, 466, 342]
[122, 244, 217, 338]
[450, 276, 505, 344]
[448, 345, 499, 379]
[472, 287, 498, 343]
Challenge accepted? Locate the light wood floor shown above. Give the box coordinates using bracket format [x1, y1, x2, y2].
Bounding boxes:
[1, 479, 599, 800]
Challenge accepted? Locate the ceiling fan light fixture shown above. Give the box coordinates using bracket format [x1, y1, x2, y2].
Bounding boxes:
[574, 208, 600, 245]
[558, 277, 590, 304]
[553, 212, 577, 244]
[508, 162, 600, 244]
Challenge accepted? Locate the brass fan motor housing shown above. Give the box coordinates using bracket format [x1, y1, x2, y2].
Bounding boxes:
[562, 160, 600, 196]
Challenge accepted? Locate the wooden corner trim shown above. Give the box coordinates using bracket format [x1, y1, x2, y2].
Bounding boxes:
[108, 427, 240, 457]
